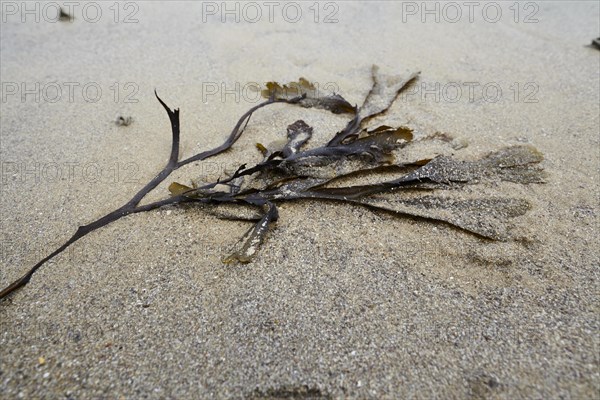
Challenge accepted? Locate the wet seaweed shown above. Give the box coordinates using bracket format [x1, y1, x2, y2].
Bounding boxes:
[0, 66, 545, 300]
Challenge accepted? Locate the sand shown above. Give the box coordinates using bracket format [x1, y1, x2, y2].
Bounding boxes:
[1, 1, 598, 398]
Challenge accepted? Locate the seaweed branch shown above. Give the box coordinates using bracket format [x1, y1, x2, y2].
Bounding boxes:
[0, 66, 545, 300]
[0, 93, 303, 299]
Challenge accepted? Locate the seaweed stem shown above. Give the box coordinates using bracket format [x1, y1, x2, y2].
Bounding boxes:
[0, 93, 302, 300]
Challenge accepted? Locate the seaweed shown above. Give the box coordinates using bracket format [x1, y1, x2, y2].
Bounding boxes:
[260, 78, 355, 114]
[0, 66, 545, 300]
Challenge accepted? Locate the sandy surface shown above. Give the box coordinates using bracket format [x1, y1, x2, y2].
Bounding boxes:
[1, 1, 599, 399]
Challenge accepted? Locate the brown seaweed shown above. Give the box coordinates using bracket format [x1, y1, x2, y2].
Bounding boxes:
[222, 202, 279, 263]
[0, 66, 544, 300]
[261, 78, 355, 114]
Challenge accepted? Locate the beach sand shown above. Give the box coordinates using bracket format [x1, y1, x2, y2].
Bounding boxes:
[1, 1, 598, 398]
